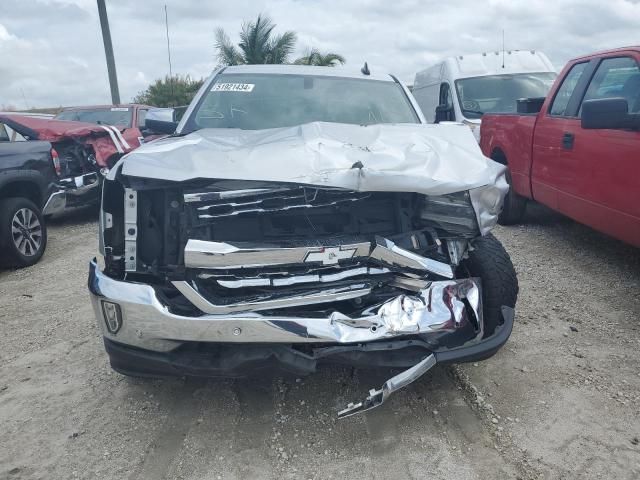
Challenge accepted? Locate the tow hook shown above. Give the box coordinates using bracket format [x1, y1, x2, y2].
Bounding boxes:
[337, 354, 437, 418]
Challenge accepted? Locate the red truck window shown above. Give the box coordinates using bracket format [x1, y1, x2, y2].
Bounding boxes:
[137, 109, 148, 128]
[580, 57, 640, 113]
[549, 62, 589, 116]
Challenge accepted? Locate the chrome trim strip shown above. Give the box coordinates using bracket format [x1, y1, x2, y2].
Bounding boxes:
[42, 190, 67, 216]
[215, 266, 390, 288]
[171, 280, 372, 314]
[195, 191, 367, 219]
[58, 172, 101, 196]
[183, 188, 283, 203]
[42, 173, 101, 216]
[370, 237, 454, 279]
[185, 237, 454, 278]
[184, 239, 372, 269]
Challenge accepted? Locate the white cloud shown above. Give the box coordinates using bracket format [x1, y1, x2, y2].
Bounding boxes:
[0, 0, 638, 107]
[0, 23, 17, 41]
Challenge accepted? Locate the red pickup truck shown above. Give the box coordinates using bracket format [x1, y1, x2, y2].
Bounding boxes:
[480, 47, 640, 247]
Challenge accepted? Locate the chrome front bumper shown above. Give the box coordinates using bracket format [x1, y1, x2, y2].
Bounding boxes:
[43, 172, 101, 216]
[88, 260, 482, 353]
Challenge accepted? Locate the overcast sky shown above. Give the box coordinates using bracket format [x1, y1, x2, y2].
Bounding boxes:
[0, 0, 639, 109]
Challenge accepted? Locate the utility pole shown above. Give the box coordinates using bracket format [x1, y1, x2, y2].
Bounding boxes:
[164, 4, 174, 105]
[97, 0, 120, 104]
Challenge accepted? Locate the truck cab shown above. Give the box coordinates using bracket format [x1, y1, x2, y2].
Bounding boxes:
[412, 50, 556, 141]
[481, 46, 640, 247]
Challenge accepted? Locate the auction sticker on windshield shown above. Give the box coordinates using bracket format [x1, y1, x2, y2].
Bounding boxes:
[212, 83, 255, 92]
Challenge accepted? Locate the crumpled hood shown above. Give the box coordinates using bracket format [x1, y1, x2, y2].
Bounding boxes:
[0, 114, 140, 167]
[0, 114, 113, 141]
[118, 121, 508, 233]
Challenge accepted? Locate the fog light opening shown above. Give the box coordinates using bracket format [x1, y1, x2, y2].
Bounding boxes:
[101, 301, 122, 334]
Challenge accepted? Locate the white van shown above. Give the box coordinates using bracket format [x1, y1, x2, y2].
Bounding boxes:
[412, 50, 556, 140]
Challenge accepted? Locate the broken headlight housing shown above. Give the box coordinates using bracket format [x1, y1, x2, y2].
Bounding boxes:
[419, 191, 479, 238]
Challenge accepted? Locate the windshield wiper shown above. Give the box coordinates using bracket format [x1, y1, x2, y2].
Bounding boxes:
[462, 109, 484, 116]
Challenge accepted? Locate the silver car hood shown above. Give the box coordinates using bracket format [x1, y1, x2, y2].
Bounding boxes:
[118, 121, 507, 233]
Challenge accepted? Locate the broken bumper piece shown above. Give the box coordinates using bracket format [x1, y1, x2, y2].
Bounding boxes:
[338, 305, 515, 418]
[338, 354, 437, 418]
[43, 172, 102, 216]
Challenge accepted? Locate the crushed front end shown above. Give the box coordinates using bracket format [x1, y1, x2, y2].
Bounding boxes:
[90, 168, 516, 414]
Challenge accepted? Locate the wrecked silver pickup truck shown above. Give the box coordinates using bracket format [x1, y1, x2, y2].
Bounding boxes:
[89, 65, 518, 416]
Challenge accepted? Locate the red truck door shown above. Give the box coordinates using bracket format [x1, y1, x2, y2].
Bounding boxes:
[531, 60, 593, 209]
[569, 55, 640, 245]
[532, 54, 640, 246]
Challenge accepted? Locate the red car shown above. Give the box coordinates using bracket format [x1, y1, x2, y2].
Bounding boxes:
[481, 47, 640, 247]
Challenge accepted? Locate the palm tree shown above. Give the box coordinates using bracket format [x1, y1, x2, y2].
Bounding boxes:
[294, 49, 346, 67]
[214, 15, 297, 66]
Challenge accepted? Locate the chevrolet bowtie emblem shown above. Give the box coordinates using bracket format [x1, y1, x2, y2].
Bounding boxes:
[304, 246, 357, 265]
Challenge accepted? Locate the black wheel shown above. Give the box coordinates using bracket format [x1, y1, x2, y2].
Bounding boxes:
[498, 169, 527, 225]
[0, 197, 48, 268]
[459, 234, 518, 336]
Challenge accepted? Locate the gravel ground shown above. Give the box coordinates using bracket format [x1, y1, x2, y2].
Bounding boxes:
[1, 204, 639, 480]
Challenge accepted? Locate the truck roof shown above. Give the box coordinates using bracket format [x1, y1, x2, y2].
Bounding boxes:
[415, 50, 555, 87]
[221, 64, 395, 82]
[58, 104, 151, 111]
[569, 45, 640, 62]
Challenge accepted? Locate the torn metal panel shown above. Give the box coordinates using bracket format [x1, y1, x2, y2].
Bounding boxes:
[117, 122, 507, 232]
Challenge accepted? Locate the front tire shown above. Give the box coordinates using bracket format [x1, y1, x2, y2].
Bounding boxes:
[460, 234, 518, 336]
[0, 197, 48, 268]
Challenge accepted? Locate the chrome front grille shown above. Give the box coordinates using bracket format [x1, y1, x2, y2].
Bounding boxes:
[174, 188, 454, 314]
[184, 187, 370, 220]
[184, 237, 454, 281]
[200, 265, 391, 289]
[184, 239, 372, 269]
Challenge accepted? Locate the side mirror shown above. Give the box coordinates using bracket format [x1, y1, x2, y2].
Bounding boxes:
[434, 104, 454, 123]
[581, 98, 639, 130]
[144, 108, 178, 134]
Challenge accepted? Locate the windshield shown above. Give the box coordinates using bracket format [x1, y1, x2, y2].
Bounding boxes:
[454, 72, 556, 119]
[187, 73, 419, 131]
[55, 107, 132, 127]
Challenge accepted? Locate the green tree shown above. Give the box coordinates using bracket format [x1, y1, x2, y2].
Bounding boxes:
[294, 49, 345, 67]
[214, 14, 297, 66]
[133, 74, 204, 107]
